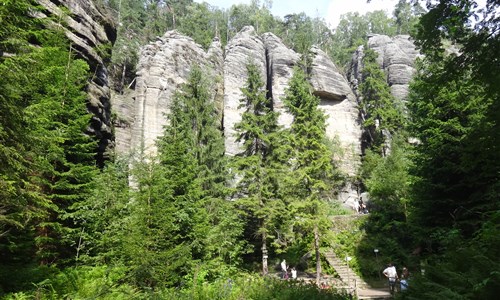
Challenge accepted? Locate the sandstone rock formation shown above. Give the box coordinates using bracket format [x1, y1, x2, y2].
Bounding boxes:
[37, 0, 116, 164]
[120, 31, 223, 156]
[344, 34, 420, 206]
[117, 26, 362, 180]
[223, 26, 267, 156]
[262, 32, 300, 127]
[310, 47, 361, 177]
[351, 34, 420, 101]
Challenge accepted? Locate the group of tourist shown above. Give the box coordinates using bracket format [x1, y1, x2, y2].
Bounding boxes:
[353, 198, 368, 214]
[383, 263, 410, 294]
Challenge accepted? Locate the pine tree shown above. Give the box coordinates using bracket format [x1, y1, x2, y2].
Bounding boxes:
[233, 62, 288, 275]
[1, 2, 100, 290]
[283, 67, 339, 285]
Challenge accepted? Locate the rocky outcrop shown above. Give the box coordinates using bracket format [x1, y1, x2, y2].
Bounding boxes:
[119, 31, 223, 156]
[36, 0, 116, 164]
[116, 26, 363, 179]
[223, 26, 267, 156]
[262, 32, 300, 127]
[310, 47, 362, 177]
[223, 29, 362, 175]
[351, 34, 419, 101]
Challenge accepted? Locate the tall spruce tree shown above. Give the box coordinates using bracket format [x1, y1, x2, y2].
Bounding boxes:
[1, 1, 100, 290]
[69, 157, 131, 265]
[359, 48, 405, 155]
[283, 67, 338, 285]
[23, 40, 98, 265]
[157, 66, 243, 281]
[128, 67, 241, 288]
[233, 62, 287, 275]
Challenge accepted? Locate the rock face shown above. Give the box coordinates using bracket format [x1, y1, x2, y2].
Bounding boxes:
[36, 0, 116, 165]
[224, 26, 267, 156]
[113, 28, 422, 201]
[119, 31, 223, 156]
[117, 26, 362, 180]
[262, 32, 300, 127]
[310, 47, 362, 176]
[351, 34, 420, 101]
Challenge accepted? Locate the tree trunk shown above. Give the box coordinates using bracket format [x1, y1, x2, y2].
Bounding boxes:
[262, 231, 268, 275]
[314, 224, 321, 285]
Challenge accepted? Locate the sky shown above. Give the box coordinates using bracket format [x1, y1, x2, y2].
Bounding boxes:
[194, 0, 400, 28]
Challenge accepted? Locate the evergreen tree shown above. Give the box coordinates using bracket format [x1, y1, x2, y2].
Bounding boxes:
[330, 11, 396, 68]
[23, 40, 98, 265]
[1, 1, 100, 290]
[401, 0, 500, 296]
[158, 66, 243, 281]
[283, 67, 339, 285]
[128, 67, 241, 288]
[0, 0, 41, 247]
[359, 48, 405, 155]
[233, 62, 288, 275]
[69, 157, 131, 265]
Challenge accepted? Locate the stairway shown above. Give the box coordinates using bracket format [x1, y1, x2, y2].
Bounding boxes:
[324, 251, 369, 290]
[324, 251, 391, 299]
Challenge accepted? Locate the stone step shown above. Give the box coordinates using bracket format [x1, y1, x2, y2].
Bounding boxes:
[324, 250, 375, 295]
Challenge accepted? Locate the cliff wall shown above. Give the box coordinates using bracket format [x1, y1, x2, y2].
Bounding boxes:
[118, 26, 362, 177]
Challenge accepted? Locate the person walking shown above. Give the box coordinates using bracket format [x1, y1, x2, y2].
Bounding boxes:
[291, 267, 297, 280]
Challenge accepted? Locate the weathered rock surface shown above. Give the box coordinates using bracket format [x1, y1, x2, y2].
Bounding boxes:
[223, 26, 267, 156]
[120, 31, 223, 156]
[112, 26, 425, 198]
[366, 34, 420, 100]
[262, 32, 300, 127]
[117, 26, 364, 179]
[309, 47, 362, 177]
[37, 0, 116, 164]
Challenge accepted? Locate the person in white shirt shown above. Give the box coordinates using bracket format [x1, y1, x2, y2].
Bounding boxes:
[281, 259, 287, 279]
[291, 267, 297, 280]
[383, 263, 398, 294]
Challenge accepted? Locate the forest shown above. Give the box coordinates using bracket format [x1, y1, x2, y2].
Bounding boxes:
[0, 0, 499, 299]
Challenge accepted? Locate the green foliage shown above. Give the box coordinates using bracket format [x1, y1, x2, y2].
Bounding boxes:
[408, 56, 495, 238]
[123, 67, 242, 289]
[400, 212, 500, 299]
[329, 10, 397, 68]
[393, 0, 426, 35]
[400, 0, 500, 297]
[158, 274, 350, 300]
[178, 2, 222, 49]
[69, 158, 131, 265]
[4, 266, 138, 300]
[359, 48, 405, 154]
[0, 0, 47, 257]
[233, 62, 289, 273]
[22, 42, 98, 265]
[5, 270, 350, 299]
[1, 2, 102, 295]
[283, 67, 343, 282]
[228, 1, 278, 37]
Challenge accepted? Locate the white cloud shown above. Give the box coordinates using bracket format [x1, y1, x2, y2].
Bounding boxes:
[326, 0, 399, 28]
